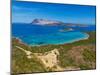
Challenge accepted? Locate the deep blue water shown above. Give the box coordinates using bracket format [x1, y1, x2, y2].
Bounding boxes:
[12, 23, 95, 46]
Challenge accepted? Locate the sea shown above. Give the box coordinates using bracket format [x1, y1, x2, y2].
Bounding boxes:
[12, 23, 96, 46]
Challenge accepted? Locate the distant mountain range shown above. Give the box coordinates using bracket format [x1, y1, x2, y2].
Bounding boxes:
[31, 19, 88, 27]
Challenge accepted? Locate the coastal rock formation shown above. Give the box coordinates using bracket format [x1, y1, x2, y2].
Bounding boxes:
[31, 19, 88, 27]
[31, 19, 62, 25]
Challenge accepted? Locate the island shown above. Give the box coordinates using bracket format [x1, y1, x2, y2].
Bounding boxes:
[31, 19, 88, 27]
[31, 19, 62, 25]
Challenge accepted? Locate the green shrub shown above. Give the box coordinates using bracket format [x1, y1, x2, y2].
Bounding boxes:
[83, 49, 96, 62]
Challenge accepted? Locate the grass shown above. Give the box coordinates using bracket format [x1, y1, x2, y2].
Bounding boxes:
[68, 31, 96, 46]
[79, 48, 96, 70]
[79, 64, 92, 70]
[12, 47, 46, 74]
[83, 49, 96, 62]
[58, 55, 76, 67]
[58, 31, 96, 68]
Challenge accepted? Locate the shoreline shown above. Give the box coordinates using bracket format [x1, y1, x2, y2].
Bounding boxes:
[12, 32, 89, 47]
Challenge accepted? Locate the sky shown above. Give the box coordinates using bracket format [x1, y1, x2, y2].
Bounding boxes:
[12, 1, 96, 25]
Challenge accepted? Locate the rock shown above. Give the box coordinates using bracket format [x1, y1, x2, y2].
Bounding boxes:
[31, 19, 62, 25]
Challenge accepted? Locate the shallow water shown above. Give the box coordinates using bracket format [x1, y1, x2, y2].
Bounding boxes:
[12, 23, 95, 46]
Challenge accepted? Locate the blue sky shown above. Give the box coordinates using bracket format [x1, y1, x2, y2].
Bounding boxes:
[12, 1, 96, 25]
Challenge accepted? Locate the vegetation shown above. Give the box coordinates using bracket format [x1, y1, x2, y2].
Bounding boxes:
[83, 49, 96, 62]
[57, 31, 96, 68]
[58, 54, 76, 67]
[12, 46, 46, 74]
[12, 31, 96, 74]
[67, 31, 96, 46]
[79, 64, 92, 70]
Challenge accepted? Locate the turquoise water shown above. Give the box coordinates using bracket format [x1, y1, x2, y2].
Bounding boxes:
[12, 23, 94, 46]
[22, 32, 89, 46]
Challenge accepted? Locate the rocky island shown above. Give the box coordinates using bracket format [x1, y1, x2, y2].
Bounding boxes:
[31, 19, 88, 27]
[31, 19, 62, 25]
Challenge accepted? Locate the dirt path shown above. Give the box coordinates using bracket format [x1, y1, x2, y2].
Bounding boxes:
[15, 46, 64, 70]
[15, 45, 80, 71]
[36, 49, 59, 68]
[15, 46, 32, 59]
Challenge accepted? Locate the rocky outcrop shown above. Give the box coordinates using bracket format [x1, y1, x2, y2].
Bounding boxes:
[31, 19, 88, 27]
[31, 19, 62, 25]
